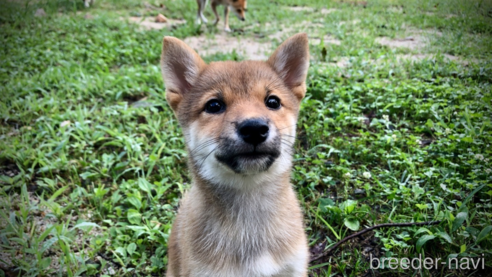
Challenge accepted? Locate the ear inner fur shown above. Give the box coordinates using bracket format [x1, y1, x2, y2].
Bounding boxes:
[161, 36, 206, 111]
[267, 33, 310, 101]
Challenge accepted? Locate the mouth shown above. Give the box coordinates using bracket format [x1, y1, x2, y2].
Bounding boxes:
[215, 149, 280, 174]
[236, 151, 270, 159]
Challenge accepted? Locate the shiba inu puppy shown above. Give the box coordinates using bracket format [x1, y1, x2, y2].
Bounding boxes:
[161, 33, 310, 277]
[196, 0, 247, 32]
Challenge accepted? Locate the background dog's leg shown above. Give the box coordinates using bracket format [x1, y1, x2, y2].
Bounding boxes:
[211, 2, 220, 25]
[223, 6, 231, 32]
[196, 0, 208, 24]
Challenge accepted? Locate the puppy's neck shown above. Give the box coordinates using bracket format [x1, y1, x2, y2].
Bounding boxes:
[192, 170, 292, 216]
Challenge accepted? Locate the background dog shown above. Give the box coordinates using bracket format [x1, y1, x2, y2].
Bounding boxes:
[196, 0, 247, 32]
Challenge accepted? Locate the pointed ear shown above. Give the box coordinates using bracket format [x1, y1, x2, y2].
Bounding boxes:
[267, 33, 310, 101]
[161, 36, 206, 111]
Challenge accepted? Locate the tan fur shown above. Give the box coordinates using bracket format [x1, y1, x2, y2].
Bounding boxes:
[196, 0, 247, 32]
[161, 33, 310, 277]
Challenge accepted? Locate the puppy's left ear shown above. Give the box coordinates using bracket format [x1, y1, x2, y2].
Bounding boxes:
[267, 33, 309, 101]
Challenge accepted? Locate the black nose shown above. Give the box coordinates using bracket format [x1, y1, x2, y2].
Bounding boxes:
[241, 18, 245, 21]
[238, 119, 269, 146]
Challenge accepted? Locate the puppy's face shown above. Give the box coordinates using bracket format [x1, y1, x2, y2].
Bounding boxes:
[182, 62, 299, 176]
[161, 34, 309, 186]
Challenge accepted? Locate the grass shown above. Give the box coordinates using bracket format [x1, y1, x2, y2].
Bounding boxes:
[0, 0, 491, 276]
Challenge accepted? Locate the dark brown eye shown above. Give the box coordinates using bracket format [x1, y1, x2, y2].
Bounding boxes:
[237, 9, 241, 13]
[205, 99, 225, 114]
[265, 95, 281, 110]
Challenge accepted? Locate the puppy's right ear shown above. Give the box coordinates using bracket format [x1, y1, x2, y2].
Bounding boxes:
[161, 36, 205, 111]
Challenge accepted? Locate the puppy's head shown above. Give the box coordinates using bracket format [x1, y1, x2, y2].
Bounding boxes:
[161, 33, 309, 187]
[230, 0, 247, 21]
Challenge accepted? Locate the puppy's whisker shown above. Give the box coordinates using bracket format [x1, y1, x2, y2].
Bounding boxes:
[198, 146, 218, 169]
[280, 137, 294, 143]
[280, 140, 296, 153]
[277, 124, 297, 131]
[189, 138, 217, 151]
[280, 144, 295, 151]
[190, 139, 219, 155]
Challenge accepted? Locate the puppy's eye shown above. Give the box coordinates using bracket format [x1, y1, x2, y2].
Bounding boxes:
[205, 99, 225, 114]
[265, 95, 281, 110]
[237, 9, 241, 13]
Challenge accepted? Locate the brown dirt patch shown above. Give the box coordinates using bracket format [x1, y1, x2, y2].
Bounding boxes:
[183, 17, 341, 61]
[314, 58, 351, 71]
[184, 34, 271, 60]
[182, 25, 342, 61]
[396, 54, 479, 66]
[269, 21, 340, 44]
[376, 29, 443, 50]
[376, 36, 425, 50]
[397, 53, 458, 61]
[124, 16, 186, 30]
[311, 35, 342, 46]
[285, 7, 337, 14]
[321, 8, 337, 14]
[286, 6, 314, 12]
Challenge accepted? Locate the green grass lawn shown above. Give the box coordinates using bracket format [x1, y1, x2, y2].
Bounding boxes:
[0, 0, 491, 276]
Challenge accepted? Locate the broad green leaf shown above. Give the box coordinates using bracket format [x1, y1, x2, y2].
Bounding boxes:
[48, 186, 70, 202]
[416, 234, 435, 252]
[39, 257, 51, 270]
[435, 231, 453, 244]
[127, 226, 148, 238]
[127, 243, 137, 256]
[415, 227, 432, 236]
[42, 237, 59, 253]
[344, 217, 360, 231]
[138, 178, 153, 193]
[462, 184, 487, 207]
[477, 225, 492, 243]
[340, 200, 357, 214]
[80, 171, 98, 180]
[115, 247, 127, 258]
[38, 225, 55, 242]
[127, 209, 142, 224]
[452, 212, 468, 233]
[9, 238, 27, 247]
[425, 119, 434, 128]
[319, 198, 334, 207]
[127, 196, 142, 210]
[412, 186, 425, 197]
[71, 222, 99, 231]
[318, 198, 334, 213]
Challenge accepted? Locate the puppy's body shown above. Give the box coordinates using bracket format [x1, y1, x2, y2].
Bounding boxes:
[196, 0, 247, 32]
[161, 34, 310, 277]
[168, 172, 308, 276]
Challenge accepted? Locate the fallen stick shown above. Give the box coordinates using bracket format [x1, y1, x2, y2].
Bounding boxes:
[310, 220, 442, 262]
